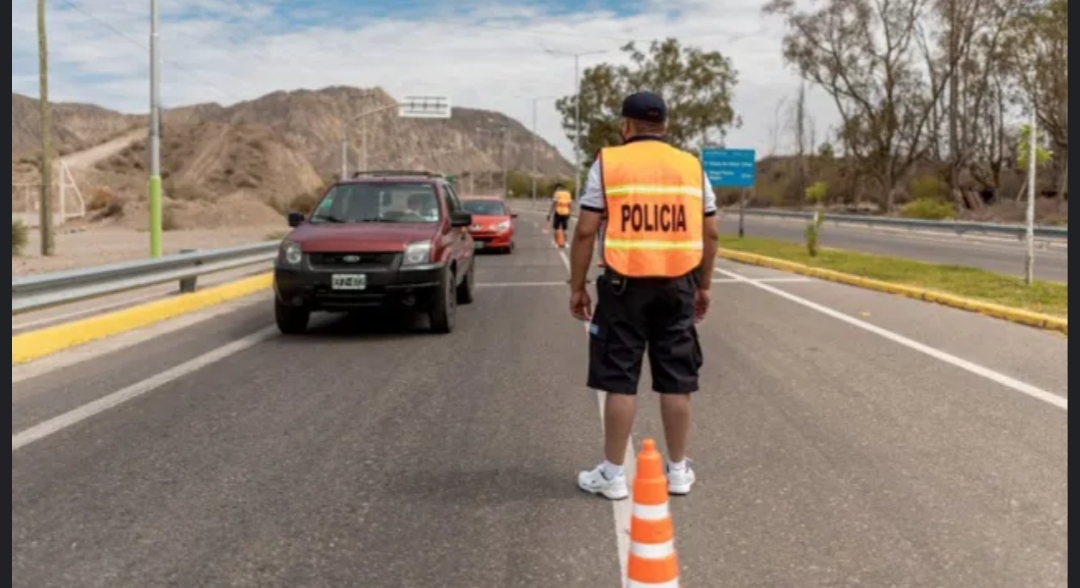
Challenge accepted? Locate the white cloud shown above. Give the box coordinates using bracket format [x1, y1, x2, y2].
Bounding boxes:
[10, 0, 842, 162]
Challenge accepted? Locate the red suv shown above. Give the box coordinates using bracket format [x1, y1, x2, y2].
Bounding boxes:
[273, 171, 476, 334]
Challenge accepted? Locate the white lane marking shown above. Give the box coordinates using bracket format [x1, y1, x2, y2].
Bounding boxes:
[715, 267, 1067, 411]
[554, 244, 635, 579]
[12, 327, 278, 451]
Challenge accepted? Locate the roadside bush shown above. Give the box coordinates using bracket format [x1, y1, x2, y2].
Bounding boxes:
[12, 219, 27, 256]
[900, 198, 955, 220]
[909, 175, 946, 202]
[88, 187, 125, 218]
[288, 193, 319, 214]
[803, 181, 827, 256]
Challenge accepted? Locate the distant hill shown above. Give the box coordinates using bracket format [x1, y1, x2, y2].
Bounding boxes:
[11, 87, 574, 229]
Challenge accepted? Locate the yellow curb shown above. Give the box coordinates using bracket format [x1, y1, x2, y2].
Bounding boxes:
[12, 273, 273, 365]
[718, 250, 1068, 335]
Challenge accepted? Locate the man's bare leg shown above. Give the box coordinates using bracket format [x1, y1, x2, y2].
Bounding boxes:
[604, 393, 636, 465]
[659, 393, 691, 463]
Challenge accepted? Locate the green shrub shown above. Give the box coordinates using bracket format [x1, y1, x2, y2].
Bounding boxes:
[909, 175, 946, 201]
[900, 198, 955, 220]
[804, 182, 827, 256]
[804, 211, 824, 256]
[12, 219, 27, 256]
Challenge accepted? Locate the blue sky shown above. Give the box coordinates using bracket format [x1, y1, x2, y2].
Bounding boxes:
[10, 0, 838, 160]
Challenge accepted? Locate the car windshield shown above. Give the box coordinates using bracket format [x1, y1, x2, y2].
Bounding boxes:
[461, 200, 507, 216]
[309, 182, 441, 224]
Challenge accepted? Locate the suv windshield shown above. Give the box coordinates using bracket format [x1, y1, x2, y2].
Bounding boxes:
[461, 200, 507, 216]
[309, 182, 441, 224]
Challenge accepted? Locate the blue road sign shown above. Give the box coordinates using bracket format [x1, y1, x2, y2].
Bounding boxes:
[701, 148, 756, 188]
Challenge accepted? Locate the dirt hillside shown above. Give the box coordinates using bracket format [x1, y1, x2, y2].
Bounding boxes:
[11, 93, 143, 159]
[12, 87, 574, 230]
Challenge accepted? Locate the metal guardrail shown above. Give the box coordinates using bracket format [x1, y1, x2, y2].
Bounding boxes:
[734, 208, 1068, 240]
[12, 242, 279, 315]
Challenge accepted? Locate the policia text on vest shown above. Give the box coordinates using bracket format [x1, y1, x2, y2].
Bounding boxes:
[619, 203, 688, 233]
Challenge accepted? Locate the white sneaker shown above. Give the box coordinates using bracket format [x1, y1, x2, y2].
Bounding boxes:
[577, 464, 630, 500]
[666, 462, 696, 495]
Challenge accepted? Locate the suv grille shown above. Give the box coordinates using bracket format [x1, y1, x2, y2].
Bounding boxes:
[308, 252, 398, 270]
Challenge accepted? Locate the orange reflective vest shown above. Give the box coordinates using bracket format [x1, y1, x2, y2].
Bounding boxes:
[554, 190, 573, 216]
[599, 140, 705, 278]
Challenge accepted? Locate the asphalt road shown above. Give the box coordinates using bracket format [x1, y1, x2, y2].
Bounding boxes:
[12, 216, 1068, 588]
[719, 215, 1069, 283]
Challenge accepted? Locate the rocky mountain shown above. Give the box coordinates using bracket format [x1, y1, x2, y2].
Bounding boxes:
[11, 88, 574, 229]
[11, 93, 143, 159]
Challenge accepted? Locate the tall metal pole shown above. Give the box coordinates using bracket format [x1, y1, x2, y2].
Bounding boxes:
[1024, 106, 1037, 285]
[573, 54, 581, 199]
[531, 99, 538, 205]
[36, 0, 55, 256]
[501, 128, 508, 197]
[340, 125, 348, 179]
[148, 0, 163, 257]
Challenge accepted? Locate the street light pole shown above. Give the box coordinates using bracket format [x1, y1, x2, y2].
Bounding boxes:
[148, 0, 162, 257]
[341, 99, 397, 179]
[1024, 105, 1037, 285]
[532, 99, 538, 204]
[573, 54, 581, 199]
[542, 48, 607, 198]
[36, 0, 54, 256]
[530, 95, 557, 206]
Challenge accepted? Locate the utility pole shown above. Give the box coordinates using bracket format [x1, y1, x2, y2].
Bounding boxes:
[531, 99, 538, 204]
[1024, 106, 1037, 285]
[531, 95, 557, 206]
[36, 0, 55, 256]
[501, 127, 508, 198]
[148, 0, 163, 257]
[542, 48, 608, 197]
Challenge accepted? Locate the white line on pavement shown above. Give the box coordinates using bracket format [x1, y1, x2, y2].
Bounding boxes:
[12, 327, 278, 451]
[715, 267, 1067, 411]
[553, 245, 634, 580]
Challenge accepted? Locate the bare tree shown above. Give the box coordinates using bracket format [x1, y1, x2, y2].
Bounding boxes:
[1005, 0, 1068, 199]
[764, 0, 958, 211]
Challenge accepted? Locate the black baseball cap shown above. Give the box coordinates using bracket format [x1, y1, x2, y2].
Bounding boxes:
[621, 91, 666, 123]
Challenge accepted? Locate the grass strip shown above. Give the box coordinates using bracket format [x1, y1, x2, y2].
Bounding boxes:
[719, 235, 1068, 318]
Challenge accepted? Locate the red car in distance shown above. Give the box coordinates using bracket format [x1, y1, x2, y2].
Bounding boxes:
[461, 195, 517, 254]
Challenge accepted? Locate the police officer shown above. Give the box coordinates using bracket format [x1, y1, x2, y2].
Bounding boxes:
[568, 91, 718, 499]
[547, 183, 574, 248]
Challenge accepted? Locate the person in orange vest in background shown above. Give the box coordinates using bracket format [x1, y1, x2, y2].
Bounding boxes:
[568, 91, 718, 499]
[546, 183, 574, 248]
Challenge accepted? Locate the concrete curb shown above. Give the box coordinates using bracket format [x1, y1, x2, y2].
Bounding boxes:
[11, 273, 272, 365]
[718, 249, 1068, 336]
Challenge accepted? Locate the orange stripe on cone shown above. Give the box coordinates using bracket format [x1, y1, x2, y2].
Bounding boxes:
[626, 438, 680, 588]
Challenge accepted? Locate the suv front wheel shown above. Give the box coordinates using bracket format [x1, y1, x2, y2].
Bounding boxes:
[456, 261, 475, 305]
[428, 267, 457, 334]
[275, 299, 310, 335]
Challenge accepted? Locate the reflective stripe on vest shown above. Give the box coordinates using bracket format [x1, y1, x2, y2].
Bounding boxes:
[600, 141, 705, 278]
[554, 190, 572, 215]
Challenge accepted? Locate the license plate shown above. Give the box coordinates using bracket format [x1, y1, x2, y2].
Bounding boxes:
[331, 274, 367, 290]
[474, 242, 485, 250]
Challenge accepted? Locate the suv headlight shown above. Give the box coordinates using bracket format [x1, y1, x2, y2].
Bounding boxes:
[402, 241, 432, 266]
[492, 220, 511, 232]
[278, 240, 303, 266]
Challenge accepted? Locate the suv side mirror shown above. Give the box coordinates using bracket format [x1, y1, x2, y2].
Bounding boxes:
[511, 213, 519, 219]
[287, 211, 305, 227]
[450, 211, 472, 228]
